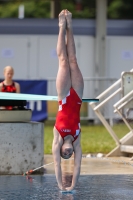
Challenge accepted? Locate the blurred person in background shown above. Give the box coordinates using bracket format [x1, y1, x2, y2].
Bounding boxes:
[0, 65, 20, 110]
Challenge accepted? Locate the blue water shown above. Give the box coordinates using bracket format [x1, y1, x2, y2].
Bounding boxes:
[0, 174, 133, 200]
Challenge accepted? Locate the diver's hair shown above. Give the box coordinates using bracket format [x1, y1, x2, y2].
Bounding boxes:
[60, 149, 73, 160]
[60, 149, 65, 159]
[4, 66, 14, 74]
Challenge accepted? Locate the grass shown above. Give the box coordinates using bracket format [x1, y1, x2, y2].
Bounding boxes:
[44, 122, 129, 154]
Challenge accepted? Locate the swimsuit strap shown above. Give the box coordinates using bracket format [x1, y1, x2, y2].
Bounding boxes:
[3, 81, 14, 86]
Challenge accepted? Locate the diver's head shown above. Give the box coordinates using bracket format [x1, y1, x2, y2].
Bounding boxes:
[60, 142, 73, 159]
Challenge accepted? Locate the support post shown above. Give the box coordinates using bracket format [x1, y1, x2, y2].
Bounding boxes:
[89, 0, 107, 123]
[50, 0, 61, 18]
[95, 0, 107, 94]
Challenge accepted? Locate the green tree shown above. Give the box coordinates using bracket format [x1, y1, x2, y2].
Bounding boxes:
[0, 0, 51, 18]
[61, 0, 95, 19]
[0, 0, 133, 19]
[0, 0, 96, 18]
[108, 0, 133, 19]
[24, 1, 50, 18]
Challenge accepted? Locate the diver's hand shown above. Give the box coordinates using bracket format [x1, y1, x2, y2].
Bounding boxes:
[65, 186, 75, 192]
[59, 185, 66, 191]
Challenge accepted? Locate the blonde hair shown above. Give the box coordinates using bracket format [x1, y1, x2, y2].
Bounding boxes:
[4, 66, 14, 74]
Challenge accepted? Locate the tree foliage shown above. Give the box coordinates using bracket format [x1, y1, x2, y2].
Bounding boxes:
[0, 0, 51, 18]
[61, 0, 95, 19]
[108, 0, 133, 19]
[0, 0, 132, 19]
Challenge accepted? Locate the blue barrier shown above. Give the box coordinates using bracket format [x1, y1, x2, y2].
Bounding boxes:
[16, 80, 47, 122]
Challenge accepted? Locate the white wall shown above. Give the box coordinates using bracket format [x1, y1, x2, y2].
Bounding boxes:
[0, 34, 95, 99]
[1, 34, 133, 80]
[0, 35, 94, 77]
[0, 35, 29, 79]
[106, 36, 133, 78]
[99, 36, 133, 121]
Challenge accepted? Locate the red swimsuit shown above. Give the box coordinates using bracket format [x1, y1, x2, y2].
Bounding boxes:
[55, 88, 82, 142]
[1, 82, 16, 110]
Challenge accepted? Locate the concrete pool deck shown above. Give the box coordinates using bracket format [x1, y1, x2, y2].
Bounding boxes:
[44, 155, 133, 175]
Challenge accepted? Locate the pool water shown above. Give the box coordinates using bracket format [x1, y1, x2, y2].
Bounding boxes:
[0, 174, 133, 200]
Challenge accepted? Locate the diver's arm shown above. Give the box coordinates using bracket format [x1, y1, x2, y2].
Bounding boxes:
[52, 142, 65, 190]
[72, 144, 82, 188]
[66, 137, 82, 191]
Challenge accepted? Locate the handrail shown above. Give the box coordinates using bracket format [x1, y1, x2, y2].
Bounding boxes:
[94, 88, 122, 111]
[89, 79, 121, 105]
[114, 90, 133, 108]
[94, 88, 121, 110]
[114, 97, 133, 113]
[90, 68, 133, 105]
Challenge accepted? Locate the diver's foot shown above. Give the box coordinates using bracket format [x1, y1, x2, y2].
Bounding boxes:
[58, 10, 66, 29]
[65, 9, 72, 29]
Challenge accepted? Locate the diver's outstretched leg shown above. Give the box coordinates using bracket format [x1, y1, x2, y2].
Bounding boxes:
[56, 10, 71, 100]
[65, 9, 84, 99]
